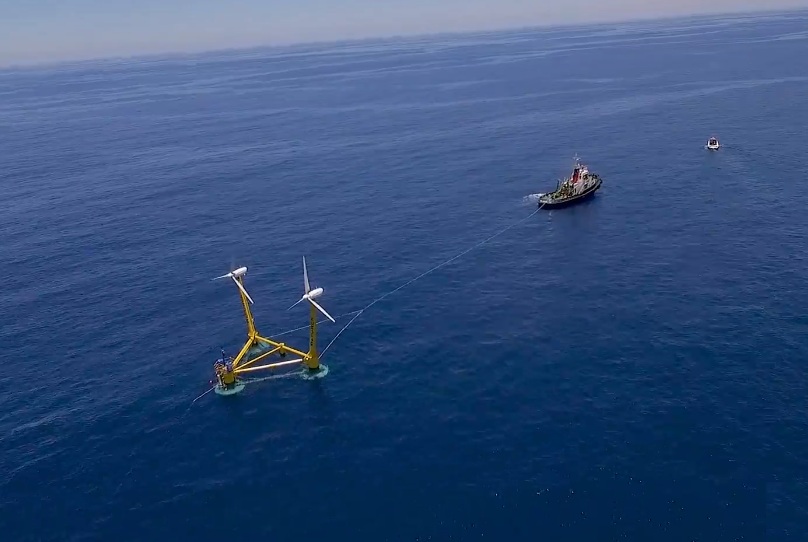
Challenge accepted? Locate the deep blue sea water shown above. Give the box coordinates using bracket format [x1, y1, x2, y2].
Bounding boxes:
[3, 9, 808, 541]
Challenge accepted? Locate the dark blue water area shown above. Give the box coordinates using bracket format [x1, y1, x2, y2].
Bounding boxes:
[2, 9, 808, 541]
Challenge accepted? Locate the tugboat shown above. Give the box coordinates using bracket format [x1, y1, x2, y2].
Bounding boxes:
[706, 136, 720, 150]
[538, 156, 602, 209]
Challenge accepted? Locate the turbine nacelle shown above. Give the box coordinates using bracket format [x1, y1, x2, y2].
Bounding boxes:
[214, 266, 248, 280]
[307, 287, 324, 299]
[213, 265, 254, 304]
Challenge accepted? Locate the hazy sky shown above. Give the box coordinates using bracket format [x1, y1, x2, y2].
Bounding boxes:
[1, 0, 807, 65]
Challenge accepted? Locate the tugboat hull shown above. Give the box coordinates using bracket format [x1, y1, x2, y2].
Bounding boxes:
[539, 177, 602, 209]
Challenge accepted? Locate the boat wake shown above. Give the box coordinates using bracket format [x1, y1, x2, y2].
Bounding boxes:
[523, 193, 544, 204]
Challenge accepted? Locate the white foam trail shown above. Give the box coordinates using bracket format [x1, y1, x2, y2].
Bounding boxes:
[524, 193, 544, 203]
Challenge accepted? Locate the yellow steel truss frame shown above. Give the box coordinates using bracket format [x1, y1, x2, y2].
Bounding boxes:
[226, 275, 322, 375]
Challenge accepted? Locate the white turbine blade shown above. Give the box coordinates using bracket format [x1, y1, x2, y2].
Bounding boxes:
[213, 272, 232, 280]
[303, 256, 310, 293]
[309, 298, 335, 323]
[287, 295, 306, 311]
[232, 276, 254, 304]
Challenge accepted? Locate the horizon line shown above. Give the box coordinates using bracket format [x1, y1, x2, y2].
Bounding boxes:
[1, 6, 805, 72]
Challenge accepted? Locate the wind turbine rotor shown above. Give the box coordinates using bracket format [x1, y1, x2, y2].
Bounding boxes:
[213, 266, 248, 280]
[213, 266, 254, 304]
[287, 256, 334, 322]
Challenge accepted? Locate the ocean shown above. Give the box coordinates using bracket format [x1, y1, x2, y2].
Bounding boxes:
[2, 9, 808, 541]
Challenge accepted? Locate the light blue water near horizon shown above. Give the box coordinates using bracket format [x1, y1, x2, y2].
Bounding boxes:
[2, 9, 808, 540]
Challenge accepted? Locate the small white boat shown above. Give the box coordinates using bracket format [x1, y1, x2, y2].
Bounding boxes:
[706, 136, 720, 150]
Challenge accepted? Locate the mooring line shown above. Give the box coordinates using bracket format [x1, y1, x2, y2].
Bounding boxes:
[361, 206, 543, 312]
[271, 309, 364, 338]
[321, 309, 365, 358]
[271, 204, 544, 341]
[317, 204, 545, 354]
[191, 386, 216, 405]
